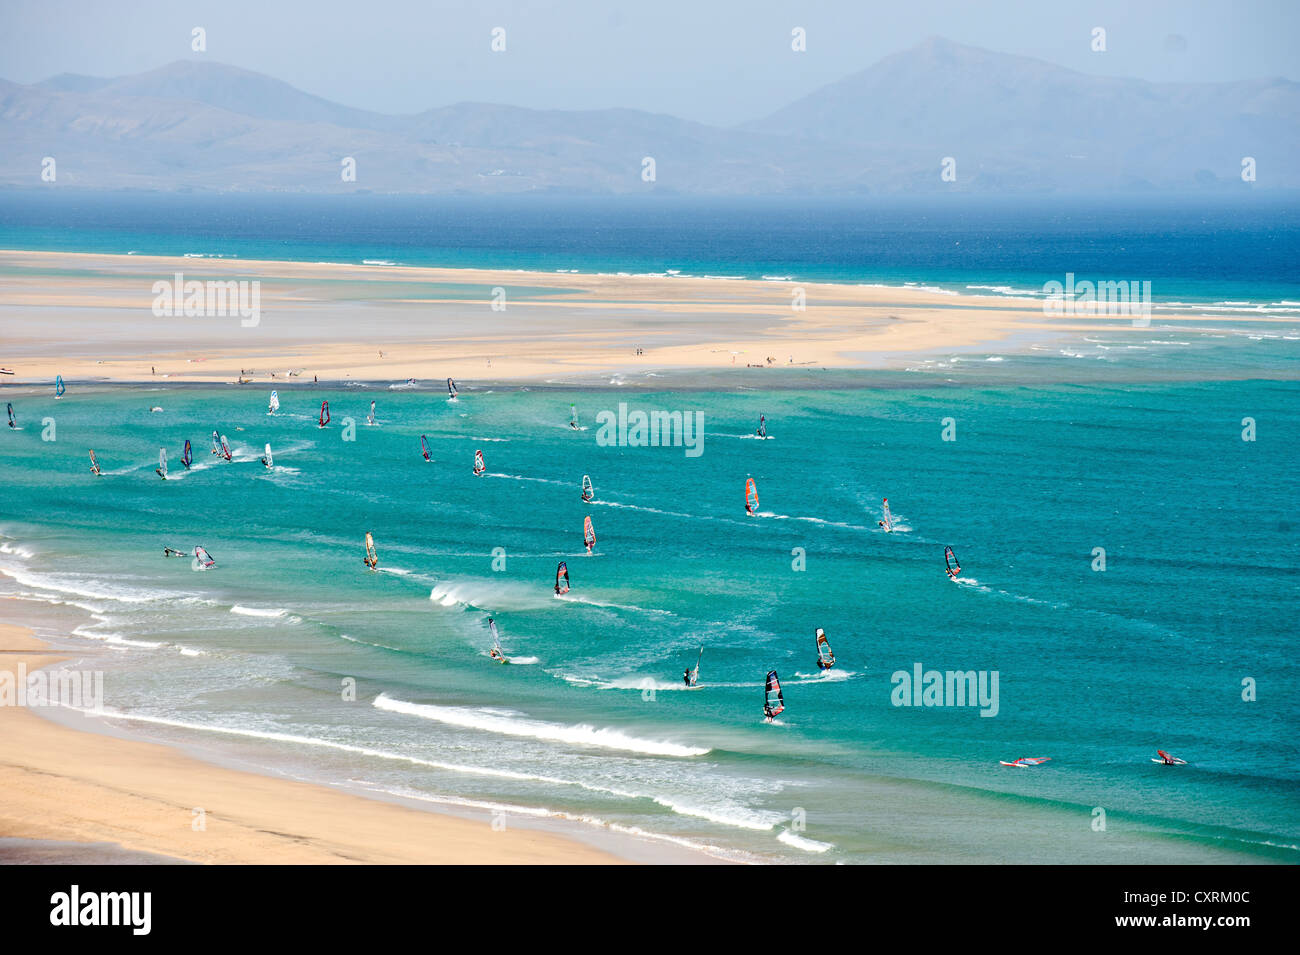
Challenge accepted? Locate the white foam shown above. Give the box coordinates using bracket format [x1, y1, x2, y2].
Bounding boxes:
[777, 830, 834, 853]
[0, 565, 181, 606]
[652, 799, 781, 831]
[790, 668, 854, 682]
[373, 694, 709, 757]
[63, 705, 645, 798]
[70, 624, 163, 649]
[553, 593, 672, 616]
[230, 605, 292, 619]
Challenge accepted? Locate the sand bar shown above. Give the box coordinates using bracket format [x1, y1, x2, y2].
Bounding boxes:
[0, 249, 1257, 386]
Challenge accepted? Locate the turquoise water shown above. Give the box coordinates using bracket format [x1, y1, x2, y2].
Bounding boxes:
[3, 360, 1298, 862]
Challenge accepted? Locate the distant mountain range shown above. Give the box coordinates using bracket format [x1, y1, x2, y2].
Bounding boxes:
[2, 37, 1296, 194]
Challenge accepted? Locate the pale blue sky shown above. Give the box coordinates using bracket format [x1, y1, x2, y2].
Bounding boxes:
[2, 0, 1295, 124]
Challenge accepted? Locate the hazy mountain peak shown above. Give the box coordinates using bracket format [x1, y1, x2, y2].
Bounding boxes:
[92, 59, 400, 130]
[2, 43, 1296, 194]
[36, 72, 113, 93]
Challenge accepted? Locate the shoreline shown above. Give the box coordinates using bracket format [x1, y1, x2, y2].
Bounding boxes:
[0, 618, 666, 865]
[3, 248, 1280, 388]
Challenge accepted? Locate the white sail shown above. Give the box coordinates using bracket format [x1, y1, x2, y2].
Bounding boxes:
[268, 390, 280, 413]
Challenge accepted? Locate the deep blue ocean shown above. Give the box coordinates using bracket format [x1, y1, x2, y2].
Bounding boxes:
[2, 192, 1299, 304]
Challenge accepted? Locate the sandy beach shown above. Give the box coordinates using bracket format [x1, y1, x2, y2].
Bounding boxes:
[0, 249, 1258, 387]
[0, 622, 625, 864]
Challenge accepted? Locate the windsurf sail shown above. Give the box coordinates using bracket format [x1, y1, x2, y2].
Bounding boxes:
[220, 435, 232, 461]
[554, 561, 570, 595]
[6, 403, 13, 428]
[756, 414, 767, 439]
[88, 449, 100, 475]
[689, 647, 703, 686]
[570, 404, 579, 429]
[1000, 757, 1051, 767]
[944, 546, 960, 579]
[815, 628, 835, 669]
[364, 532, 378, 570]
[488, 617, 505, 661]
[193, 546, 216, 569]
[261, 443, 273, 469]
[764, 670, 785, 720]
[745, 477, 760, 514]
[420, 435, 431, 461]
[55, 375, 65, 397]
[210, 430, 220, 454]
[367, 400, 376, 426]
[1154, 749, 1187, 765]
[268, 390, 280, 414]
[880, 498, 894, 532]
[581, 474, 594, 502]
[319, 400, 330, 427]
[473, 449, 485, 475]
[182, 439, 192, 469]
[583, 515, 596, 552]
[447, 378, 458, 399]
[156, 448, 168, 480]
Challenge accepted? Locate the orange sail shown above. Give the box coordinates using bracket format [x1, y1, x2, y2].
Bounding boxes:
[745, 477, 759, 513]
